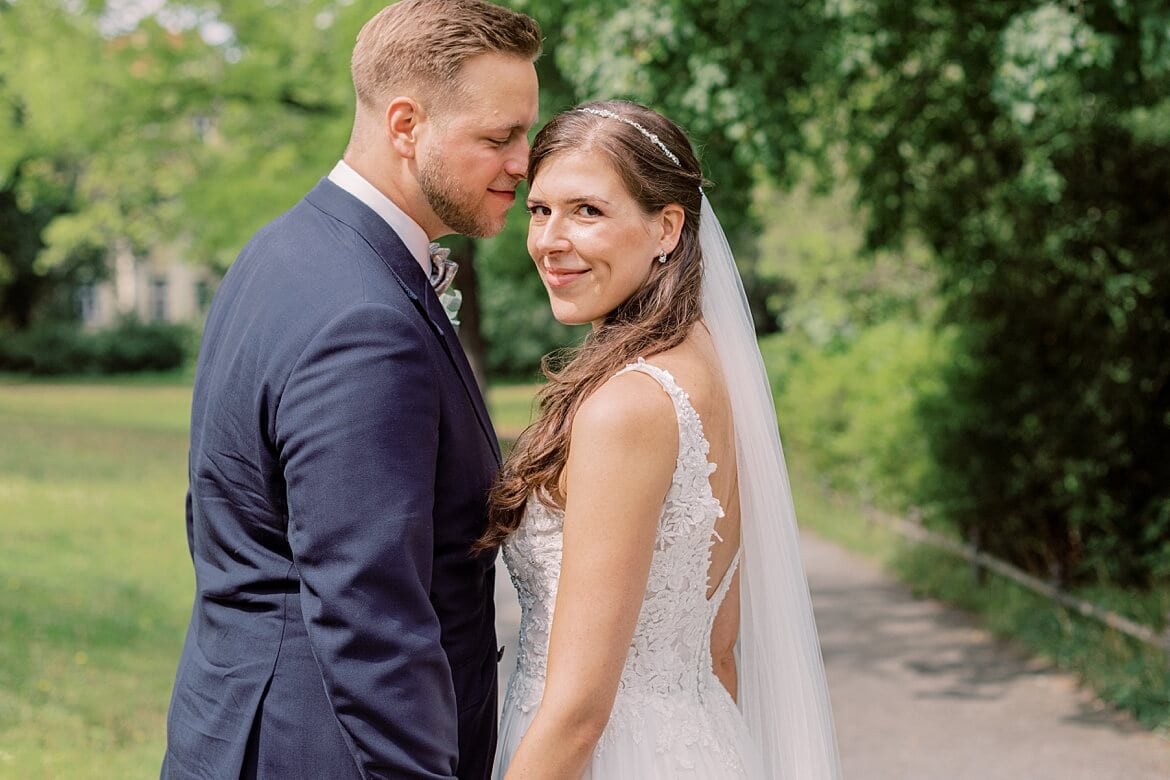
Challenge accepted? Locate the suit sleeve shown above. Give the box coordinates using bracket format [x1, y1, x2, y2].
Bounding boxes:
[275, 301, 457, 779]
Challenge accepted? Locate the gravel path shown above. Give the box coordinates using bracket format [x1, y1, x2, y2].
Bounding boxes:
[494, 531, 1170, 778]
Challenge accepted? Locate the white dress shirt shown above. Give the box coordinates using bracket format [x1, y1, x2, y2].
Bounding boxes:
[327, 160, 431, 274]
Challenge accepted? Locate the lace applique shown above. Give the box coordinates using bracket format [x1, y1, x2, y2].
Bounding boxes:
[501, 359, 745, 774]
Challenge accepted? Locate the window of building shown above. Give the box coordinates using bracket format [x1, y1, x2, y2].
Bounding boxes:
[151, 277, 168, 322]
[77, 283, 97, 325]
[196, 279, 212, 311]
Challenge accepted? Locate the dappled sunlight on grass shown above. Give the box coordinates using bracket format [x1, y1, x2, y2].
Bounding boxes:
[0, 378, 547, 775]
[0, 381, 192, 777]
[0, 379, 193, 435]
[487, 382, 541, 437]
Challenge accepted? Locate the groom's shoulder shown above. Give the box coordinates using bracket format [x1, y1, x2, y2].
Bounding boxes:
[233, 187, 378, 273]
[248, 188, 344, 249]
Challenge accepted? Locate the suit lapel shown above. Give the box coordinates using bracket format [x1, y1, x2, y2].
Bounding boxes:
[305, 179, 501, 463]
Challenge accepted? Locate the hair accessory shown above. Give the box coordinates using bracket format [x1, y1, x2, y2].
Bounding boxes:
[577, 107, 681, 166]
[658, 249, 669, 264]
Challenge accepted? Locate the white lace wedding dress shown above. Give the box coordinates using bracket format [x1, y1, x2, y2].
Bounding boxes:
[493, 359, 767, 778]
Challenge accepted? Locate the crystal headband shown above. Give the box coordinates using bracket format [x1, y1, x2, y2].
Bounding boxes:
[576, 107, 681, 166]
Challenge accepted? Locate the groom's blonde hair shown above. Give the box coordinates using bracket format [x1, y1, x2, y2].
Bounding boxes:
[351, 0, 542, 116]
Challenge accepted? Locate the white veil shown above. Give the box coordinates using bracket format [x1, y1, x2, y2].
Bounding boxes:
[699, 195, 842, 779]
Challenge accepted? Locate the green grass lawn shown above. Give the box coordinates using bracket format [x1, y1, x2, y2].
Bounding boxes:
[0, 378, 195, 778]
[0, 375, 872, 777]
[485, 382, 539, 439]
[0, 377, 549, 777]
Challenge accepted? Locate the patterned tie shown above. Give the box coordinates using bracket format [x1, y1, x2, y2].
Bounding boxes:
[428, 242, 458, 296]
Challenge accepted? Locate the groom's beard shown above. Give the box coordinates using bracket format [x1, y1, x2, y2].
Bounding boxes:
[418, 154, 498, 239]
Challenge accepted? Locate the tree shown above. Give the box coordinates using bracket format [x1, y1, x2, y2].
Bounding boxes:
[0, 0, 235, 327]
[0, 0, 112, 327]
[833, 0, 1170, 587]
[2, 0, 505, 375]
[100, 0, 515, 382]
[526, 0, 836, 331]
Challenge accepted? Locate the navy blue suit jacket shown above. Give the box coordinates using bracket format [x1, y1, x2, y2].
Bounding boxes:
[163, 179, 501, 779]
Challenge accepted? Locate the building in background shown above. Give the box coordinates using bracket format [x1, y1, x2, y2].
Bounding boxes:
[78, 239, 216, 329]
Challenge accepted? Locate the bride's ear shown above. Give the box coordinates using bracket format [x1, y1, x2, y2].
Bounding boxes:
[658, 204, 685, 255]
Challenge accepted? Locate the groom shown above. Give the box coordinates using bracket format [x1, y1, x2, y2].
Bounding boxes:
[162, 2, 540, 778]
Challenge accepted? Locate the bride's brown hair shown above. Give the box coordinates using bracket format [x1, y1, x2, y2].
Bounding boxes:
[478, 100, 706, 550]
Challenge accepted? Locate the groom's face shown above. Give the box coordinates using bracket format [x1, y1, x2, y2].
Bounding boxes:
[415, 53, 538, 238]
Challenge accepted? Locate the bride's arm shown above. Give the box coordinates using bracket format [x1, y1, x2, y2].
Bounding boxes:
[710, 567, 741, 701]
[503, 374, 678, 780]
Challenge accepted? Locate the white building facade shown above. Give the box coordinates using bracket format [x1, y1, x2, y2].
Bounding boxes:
[79, 239, 216, 328]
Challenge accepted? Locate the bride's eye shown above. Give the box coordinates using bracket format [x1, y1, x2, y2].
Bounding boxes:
[527, 204, 550, 216]
[579, 204, 603, 217]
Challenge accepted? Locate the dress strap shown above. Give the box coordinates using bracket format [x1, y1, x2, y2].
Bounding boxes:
[613, 357, 717, 480]
[613, 357, 687, 406]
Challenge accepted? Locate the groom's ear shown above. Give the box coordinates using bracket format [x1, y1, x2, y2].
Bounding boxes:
[385, 97, 424, 159]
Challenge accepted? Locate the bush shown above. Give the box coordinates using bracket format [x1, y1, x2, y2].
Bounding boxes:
[94, 319, 190, 372]
[912, 119, 1170, 588]
[0, 318, 192, 375]
[833, 0, 1170, 590]
[761, 319, 947, 514]
[0, 322, 99, 374]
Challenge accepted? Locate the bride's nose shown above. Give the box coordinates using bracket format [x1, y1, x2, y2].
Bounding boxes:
[531, 216, 571, 257]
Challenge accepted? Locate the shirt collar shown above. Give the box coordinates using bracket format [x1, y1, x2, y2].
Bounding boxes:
[327, 160, 431, 274]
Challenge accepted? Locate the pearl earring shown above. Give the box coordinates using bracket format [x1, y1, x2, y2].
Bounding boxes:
[657, 250, 668, 264]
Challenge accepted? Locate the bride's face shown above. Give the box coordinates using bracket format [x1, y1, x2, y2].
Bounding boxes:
[526, 151, 669, 328]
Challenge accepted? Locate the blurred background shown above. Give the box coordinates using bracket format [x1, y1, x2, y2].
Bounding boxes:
[1, 0, 1167, 775]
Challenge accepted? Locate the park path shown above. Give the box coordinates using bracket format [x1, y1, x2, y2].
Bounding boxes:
[494, 531, 1170, 779]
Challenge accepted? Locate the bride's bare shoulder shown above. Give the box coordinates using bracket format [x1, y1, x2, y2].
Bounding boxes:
[571, 365, 678, 450]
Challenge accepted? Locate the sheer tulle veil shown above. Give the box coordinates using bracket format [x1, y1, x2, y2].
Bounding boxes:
[699, 195, 842, 778]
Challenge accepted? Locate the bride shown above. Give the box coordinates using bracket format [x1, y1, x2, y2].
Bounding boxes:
[482, 100, 840, 779]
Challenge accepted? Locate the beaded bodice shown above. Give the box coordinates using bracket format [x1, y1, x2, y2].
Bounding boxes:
[501, 358, 743, 761]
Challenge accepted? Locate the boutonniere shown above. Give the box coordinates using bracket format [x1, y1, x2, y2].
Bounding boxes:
[427, 241, 461, 329]
[439, 287, 462, 329]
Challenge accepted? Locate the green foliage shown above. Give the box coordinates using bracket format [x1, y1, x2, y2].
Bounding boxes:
[534, 0, 832, 215]
[171, 0, 369, 269]
[762, 320, 946, 514]
[0, 0, 366, 327]
[0, 319, 192, 375]
[96, 318, 192, 373]
[0, 321, 97, 375]
[754, 168, 945, 516]
[0, 1, 111, 327]
[834, 0, 1170, 588]
[754, 172, 938, 341]
[518, 0, 836, 331]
